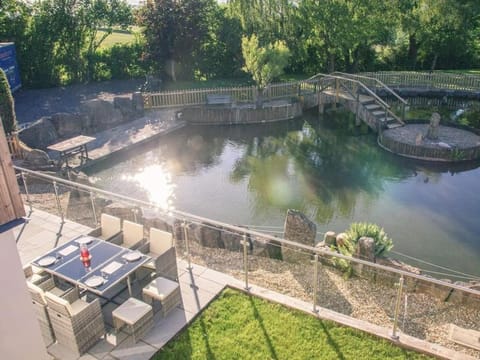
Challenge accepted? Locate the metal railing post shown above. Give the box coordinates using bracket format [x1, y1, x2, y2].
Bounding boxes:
[21, 171, 33, 213]
[89, 191, 97, 225]
[183, 220, 192, 269]
[52, 180, 65, 223]
[391, 275, 404, 340]
[243, 233, 250, 291]
[313, 254, 319, 313]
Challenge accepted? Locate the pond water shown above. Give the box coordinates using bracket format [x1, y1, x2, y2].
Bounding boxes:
[88, 111, 480, 280]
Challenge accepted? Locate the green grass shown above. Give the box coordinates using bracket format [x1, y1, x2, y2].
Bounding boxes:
[152, 288, 432, 360]
[96, 29, 136, 48]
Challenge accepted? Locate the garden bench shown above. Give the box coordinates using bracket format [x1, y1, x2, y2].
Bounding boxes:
[206, 94, 233, 106]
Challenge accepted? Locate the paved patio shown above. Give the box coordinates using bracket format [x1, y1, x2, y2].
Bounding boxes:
[14, 208, 473, 360]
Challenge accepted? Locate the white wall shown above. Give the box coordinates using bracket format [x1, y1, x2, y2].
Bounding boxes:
[0, 228, 49, 360]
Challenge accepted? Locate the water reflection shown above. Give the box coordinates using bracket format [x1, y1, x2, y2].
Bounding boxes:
[89, 111, 480, 278]
[122, 164, 176, 211]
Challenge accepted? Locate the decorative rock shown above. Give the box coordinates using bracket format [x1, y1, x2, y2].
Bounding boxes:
[50, 113, 87, 138]
[80, 99, 125, 131]
[323, 231, 336, 247]
[200, 225, 224, 248]
[21, 149, 55, 170]
[282, 209, 316, 263]
[354, 236, 375, 262]
[221, 229, 243, 252]
[335, 233, 348, 247]
[19, 117, 59, 149]
[132, 92, 144, 115]
[114, 96, 135, 121]
[103, 202, 142, 223]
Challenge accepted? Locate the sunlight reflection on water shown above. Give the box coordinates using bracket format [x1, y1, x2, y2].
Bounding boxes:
[122, 164, 176, 211]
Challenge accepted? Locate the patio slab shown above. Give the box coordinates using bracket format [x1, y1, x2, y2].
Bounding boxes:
[14, 207, 476, 360]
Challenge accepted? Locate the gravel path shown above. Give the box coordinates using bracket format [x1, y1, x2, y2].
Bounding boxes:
[13, 79, 143, 125]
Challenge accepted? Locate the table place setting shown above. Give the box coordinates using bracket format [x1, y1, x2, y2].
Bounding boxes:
[122, 251, 142, 262]
[84, 275, 105, 288]
[37, 255, 58, 267]
[58, 244, 78, 257]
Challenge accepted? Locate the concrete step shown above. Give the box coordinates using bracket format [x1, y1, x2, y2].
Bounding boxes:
[378, 116, 395, 123]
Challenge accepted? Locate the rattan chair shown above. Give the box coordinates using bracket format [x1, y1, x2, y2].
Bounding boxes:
[139, 227, 178, 281]
[112, 297, 153, 343]
[142, 277, 182, 317]
[26, 277, 64, 347]
[45, 288, 105, 356]
[110, 220, 146, 249]
[88, 213, 122, 242]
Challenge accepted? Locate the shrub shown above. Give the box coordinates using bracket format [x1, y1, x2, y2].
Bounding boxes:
[0, 69, 17, 133]
[345, 222, 393, 257]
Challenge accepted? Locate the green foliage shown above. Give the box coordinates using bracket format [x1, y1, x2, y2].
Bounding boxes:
[154, 288, 432, 359]
[93, 39, 147, 81]
[0, 69, 17, 134]
[241, 34, 291, 88]
[457, 103, 480, 129]
[345, 222, 393, 257]
[139, 0, 215, 80]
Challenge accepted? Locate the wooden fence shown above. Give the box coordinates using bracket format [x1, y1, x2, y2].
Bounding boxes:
[359, 71, 480, 92]
[6, 132, 23, 159]
[144, 86, 258, 109]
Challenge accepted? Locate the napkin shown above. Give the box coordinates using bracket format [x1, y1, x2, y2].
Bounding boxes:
[101, 261, 122, 275]
[59, 245, 78, 256]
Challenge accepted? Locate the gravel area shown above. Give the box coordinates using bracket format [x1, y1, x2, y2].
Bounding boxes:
[13, 79, 143, 125]
[383, 124, 480, 149]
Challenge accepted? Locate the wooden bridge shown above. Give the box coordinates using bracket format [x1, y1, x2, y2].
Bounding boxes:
[142, 73, 410, 132]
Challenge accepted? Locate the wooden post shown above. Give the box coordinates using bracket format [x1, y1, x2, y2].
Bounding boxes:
[0, 117, 25, 224]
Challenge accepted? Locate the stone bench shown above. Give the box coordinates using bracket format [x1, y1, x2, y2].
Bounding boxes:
[206, 94, 232, 106]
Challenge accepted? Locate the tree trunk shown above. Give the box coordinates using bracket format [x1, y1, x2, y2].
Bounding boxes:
[430, 53, 438, 71]
[408, 34, 418, 70]
[328, 53, 335, 73]
[171, 60, 176, 82]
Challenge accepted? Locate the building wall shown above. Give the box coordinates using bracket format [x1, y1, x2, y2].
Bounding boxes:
[0, 228, 49, 359]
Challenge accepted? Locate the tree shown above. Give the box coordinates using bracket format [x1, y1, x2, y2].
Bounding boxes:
[0, 69, 17, 134]
[139, 0, 214, 81]
[241, 34, 290, 89]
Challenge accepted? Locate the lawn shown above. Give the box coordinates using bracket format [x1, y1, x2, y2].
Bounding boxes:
[152, 288, 432, 360]
[96, 29, 137, 48]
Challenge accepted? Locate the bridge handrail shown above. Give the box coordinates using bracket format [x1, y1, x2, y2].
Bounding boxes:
[14, 165, 480, 295]
[307, 73, 391, 109]
[333, 72, 408, 105]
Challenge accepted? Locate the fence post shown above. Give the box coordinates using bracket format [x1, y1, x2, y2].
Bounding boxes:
[313, 254, 319, 313]
[355, 91, 361, 126]
[391, 275, 404, 340]
[183, 220, 192, 269]
[21, 171, 33, 213]
[89, 191, 97, 225]
[52, 180, 65, 224]
[243, 233, 250, 291]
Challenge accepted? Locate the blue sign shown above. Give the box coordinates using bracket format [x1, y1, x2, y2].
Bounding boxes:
[0, 43, 22, 92]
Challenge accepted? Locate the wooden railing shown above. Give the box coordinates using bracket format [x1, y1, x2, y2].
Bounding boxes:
[6, 132, 24, 159]
[144, 86, 258, 109]
[359, 71, 480, 91]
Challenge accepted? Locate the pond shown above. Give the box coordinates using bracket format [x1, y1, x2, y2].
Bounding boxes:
[88, 111, 480, 281]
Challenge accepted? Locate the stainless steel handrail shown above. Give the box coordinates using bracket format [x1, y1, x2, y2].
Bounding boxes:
[15, 165, 480, 296]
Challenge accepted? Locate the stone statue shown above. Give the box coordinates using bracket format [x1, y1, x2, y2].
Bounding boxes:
[426, 112, 441, 140]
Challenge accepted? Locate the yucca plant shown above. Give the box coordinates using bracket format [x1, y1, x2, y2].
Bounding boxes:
[345, 222, 393, 257]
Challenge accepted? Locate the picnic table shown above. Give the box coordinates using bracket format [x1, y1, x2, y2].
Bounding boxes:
[47, 135, 95, 167]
